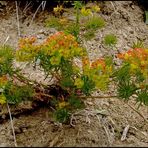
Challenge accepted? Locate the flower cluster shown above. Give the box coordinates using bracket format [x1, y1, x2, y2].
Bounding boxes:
[81, 56, 113, 91]
[16, 32, 85, 65]
[81, 4, 100, 16]
[118, 48, 148, 77]
[0, 75, 8, 88]
[16, 36, 39, 61]
[42, 32, 84, 60]
[0, 75, 8, 105]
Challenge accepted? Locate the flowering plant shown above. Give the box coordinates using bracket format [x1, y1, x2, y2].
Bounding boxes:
[116, 48, 148, 105]
[14, 32, 115, 122]
[0, 33, 147, 123]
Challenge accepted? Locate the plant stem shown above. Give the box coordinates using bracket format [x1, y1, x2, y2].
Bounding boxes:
[14, 72, 47, 88]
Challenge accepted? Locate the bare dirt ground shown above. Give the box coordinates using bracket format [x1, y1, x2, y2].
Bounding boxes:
[0, 1, 148, 147]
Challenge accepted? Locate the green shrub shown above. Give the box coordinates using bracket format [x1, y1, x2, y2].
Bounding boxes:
[0, 32, 148, 124]
[104, 34, 117, 46]
[132, 40, 144, 49]
[45, 16, 63, 30]
[85, 16, 105, 30]
[83, 29, 95, 40]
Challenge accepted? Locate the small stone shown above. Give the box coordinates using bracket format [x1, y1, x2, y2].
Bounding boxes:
[131, 5, 134, 9]
[86, 101, 93, 105]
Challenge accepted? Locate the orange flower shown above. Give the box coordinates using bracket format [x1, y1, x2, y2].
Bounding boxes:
[82, 56, 90, 66]
[91, 58, 106, 70]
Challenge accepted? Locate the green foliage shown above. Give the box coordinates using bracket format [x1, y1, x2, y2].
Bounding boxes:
[0, 45, 14, 76]
[114, 63, 131, 82]
[68, 95, 83, 109]
[137, 89, 148, 105]
[132, 40, 144, 49]
[83, 29, 95, 40]
[0, 2, 147, 124]
[85, 16, 105, 30]
[65, 23, 80, 40]
[104, 34, 117, 46]
[4, 83, 34, 104]
[73, 1, 83, 10]
[117, 81, 137, 100]
[54, 108, 70, 123]
[0, 29, 147, 124]
[81, 75, 95, 95]
[135, 70, 145, 83]
[45, 16, 63, 30]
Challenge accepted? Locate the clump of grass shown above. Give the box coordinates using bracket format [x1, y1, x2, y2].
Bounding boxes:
[54, 108, 70, 123]
[65, 23, 80, 40]
[83, 29, 95, 40]
[132, 40, 144, 49]
[104, 34, 117, 46]
[84, 16, 105, 30]
[45, 16, 63, 30]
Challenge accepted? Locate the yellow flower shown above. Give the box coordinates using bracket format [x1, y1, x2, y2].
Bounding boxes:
[53, 5, 63, 15]
[106, 65, 113, 74]
[54, 5, 62, 12]
[0, 94, 6, 105]
[0, 75, 8, 88]
[59, 18, 68, 25]
[50, 55, 61, 65]
[124, 53, 129, 60]
[130, 63, 138, 71]
[92, 5, 100, 12]
[59, 101, 69, 109]
[81, 7, 92, 16]
[74, 78, 84, 88]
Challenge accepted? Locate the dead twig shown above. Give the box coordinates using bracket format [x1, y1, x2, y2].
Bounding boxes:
[3, 36, 10, 46]
[15, 1, 21, 38]
[49, 131, 64, 147]
[7, 102, 17, 147]
[125, 102, 148, 123]
[96, 115, 112, 146]
[30, 1, 45, 26]
[23, 1, 32, 13]
[41, 1, 46, 11]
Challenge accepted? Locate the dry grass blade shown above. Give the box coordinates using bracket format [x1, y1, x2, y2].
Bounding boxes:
[15, 1, 21, 38]
[125, 102, 148, 123]
[7, 102, 17, 147]
[23, 1, 32, 13]
[30, 1, 46, 26]
[3, 36, 10, 46]
[41, 1, 46, 11]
